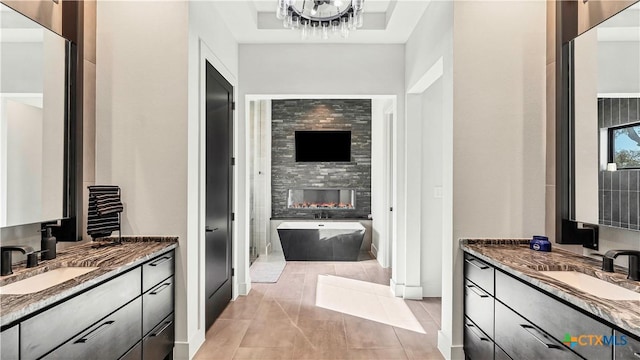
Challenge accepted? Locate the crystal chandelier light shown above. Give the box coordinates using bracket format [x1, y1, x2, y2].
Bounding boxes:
[276, 0, 364, 39]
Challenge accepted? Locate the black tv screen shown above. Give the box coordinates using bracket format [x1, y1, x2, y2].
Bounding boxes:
[295, 131, 351, 162]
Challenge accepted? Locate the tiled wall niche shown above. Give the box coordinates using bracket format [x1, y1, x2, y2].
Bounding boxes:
[598, 97, 640, 230]
[271, 99, 372, 219]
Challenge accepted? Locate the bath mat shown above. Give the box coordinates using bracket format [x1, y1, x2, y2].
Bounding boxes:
[250, 252, 286, 283]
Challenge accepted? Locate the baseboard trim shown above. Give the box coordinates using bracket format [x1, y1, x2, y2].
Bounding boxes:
[238, 281, 251, 296]
[371, 243, 378, 258]
[390, 278, 404, 297]
[174, 331, 205, 360]
[437, 330, 465, 360]
[403, 285, 423, 300]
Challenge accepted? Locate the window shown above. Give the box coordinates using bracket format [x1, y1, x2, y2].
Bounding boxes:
[609, 123, 640, 169]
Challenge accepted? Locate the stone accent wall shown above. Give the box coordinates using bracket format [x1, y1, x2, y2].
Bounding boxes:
[271, 99, 371, 219]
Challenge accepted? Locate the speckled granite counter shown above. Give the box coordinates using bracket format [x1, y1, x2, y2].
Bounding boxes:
[0, 236, 177, 327]
[461, 239, 640, 339]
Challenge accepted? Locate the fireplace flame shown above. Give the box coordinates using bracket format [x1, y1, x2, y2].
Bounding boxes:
[291, 201, 354, 209]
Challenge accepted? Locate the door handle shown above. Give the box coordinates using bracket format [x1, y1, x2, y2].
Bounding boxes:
[151, 320, 173, 337]
[465, 284, 489, 298]
[465, 322, 490, 342]
[75, 321, 115, 343]
[520, 324, 562, 349]
[464, 258, 489, 270]
[150, 282, 171, 295]
[149, 256, 172, 267]
[205, 226, 219, 232]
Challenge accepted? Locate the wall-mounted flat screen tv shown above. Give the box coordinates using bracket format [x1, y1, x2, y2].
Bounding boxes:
[295, 131, 351, 162]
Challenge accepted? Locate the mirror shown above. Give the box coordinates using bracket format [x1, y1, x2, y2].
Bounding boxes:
[0, 3, 68, 227]
[573, 2, 640, 230]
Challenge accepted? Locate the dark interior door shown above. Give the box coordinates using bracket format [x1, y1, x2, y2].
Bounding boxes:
[205, 61, 233, 329]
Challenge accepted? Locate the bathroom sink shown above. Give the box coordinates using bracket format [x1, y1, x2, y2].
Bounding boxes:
[0, 267, 99, 295]
[540, 271, 640, 301]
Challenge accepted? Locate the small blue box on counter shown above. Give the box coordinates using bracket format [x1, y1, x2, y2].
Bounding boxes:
[530, 235, 552, 252]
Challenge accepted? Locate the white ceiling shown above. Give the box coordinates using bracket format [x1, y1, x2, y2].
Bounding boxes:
[210, 0, 431, 44]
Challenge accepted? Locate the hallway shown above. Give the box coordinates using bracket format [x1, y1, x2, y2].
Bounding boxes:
[194, 260, 443, 360]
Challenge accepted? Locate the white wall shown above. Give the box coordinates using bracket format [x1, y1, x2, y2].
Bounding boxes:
[574, 30, 600, 224]
[187, 2, 239, 359]
[598, 41, 640, 94]
[95, 1, 191, 358]
[406, 1, 545, 358]
[404, 0, 454, 353]
[452, 0, 546, 356]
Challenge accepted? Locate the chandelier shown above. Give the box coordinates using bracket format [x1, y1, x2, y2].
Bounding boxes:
[276, 0, 364, 39]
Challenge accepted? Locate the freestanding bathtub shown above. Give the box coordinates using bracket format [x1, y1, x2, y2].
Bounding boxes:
[277, 221, 366, 261]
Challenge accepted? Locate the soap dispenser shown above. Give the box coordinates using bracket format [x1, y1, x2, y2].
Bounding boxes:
[40, 226, 57, 260]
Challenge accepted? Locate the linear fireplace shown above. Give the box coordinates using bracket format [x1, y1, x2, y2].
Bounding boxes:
[287, 189, 355, 210]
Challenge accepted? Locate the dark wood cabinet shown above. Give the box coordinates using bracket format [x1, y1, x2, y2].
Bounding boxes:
[464, 253, 494, 296]
[143, 314, 175, 360]
[43, 298, 142, 360]
[615, 330, 640, 360]
[5, 249, 175, 360]
[495, 270, 612, 360]
[0, 325, 19, 360]
[464, 279, 494, 339]
[143, 276, 174, 336]
[464, 317, 494, 360]
[21, 267, 141, 359]
[494, 301, 582, 360]
[463, 252, 631, 360]
[120, 342, 142, 360]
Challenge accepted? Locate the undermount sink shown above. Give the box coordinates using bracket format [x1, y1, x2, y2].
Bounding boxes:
[0, 267, 99, 295]
[540, 271, 640, 301]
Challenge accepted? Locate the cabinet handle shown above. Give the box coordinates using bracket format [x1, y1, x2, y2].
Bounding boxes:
[465, 258, 489, 270]
[465, 284, 489, 298]
[75, 321, 115, 344]
[519, 324, 561, 349]
[149, 256, 172, 267]
[151, 320, 173, 337]
[465, 322, 490, 342]
[205, 226, 219, 232]
[150, 282, 171, 295]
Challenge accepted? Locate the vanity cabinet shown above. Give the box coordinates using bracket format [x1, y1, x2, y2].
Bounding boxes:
[0, 325, 19, 360]
[464, 253, 502, 360]
[463, 251, 640, 360]
[1, 249, 175, 360]
[615, 330, 640, 360]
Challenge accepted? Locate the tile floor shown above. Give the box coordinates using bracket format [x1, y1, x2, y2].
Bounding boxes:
[194, 259, 444, 360]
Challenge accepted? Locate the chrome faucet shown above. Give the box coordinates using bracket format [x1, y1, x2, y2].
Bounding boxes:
[602, 250, 640, 281]
[1, 245, 36, 276]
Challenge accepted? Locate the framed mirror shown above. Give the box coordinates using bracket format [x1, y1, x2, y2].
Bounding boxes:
[572, 2, 640, 232]
[0, 3, 69, 228]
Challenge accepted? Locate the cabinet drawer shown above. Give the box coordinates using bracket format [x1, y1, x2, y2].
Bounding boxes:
[22, 267, 141, 360]
[464, 279, 494, 339]
[143, 251, 175, 293]
[0, 325, 19, 360]
[615, 331, 640, 360]
[495, 345, 512, 360]
[120, 341, 142, 360]
[143, 313, 174, 360]
[495, 270, 612, 360]
[464, 317, 493, 360]
[464, 253, 494, 295]
[143, 276, 174, 336]
[495, 301, 581, 360]
[44, 297, 142, 360]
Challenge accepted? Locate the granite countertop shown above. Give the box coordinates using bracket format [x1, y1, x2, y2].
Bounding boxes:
[460, 239, 640, 339]
[0, 236, 177, 327]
